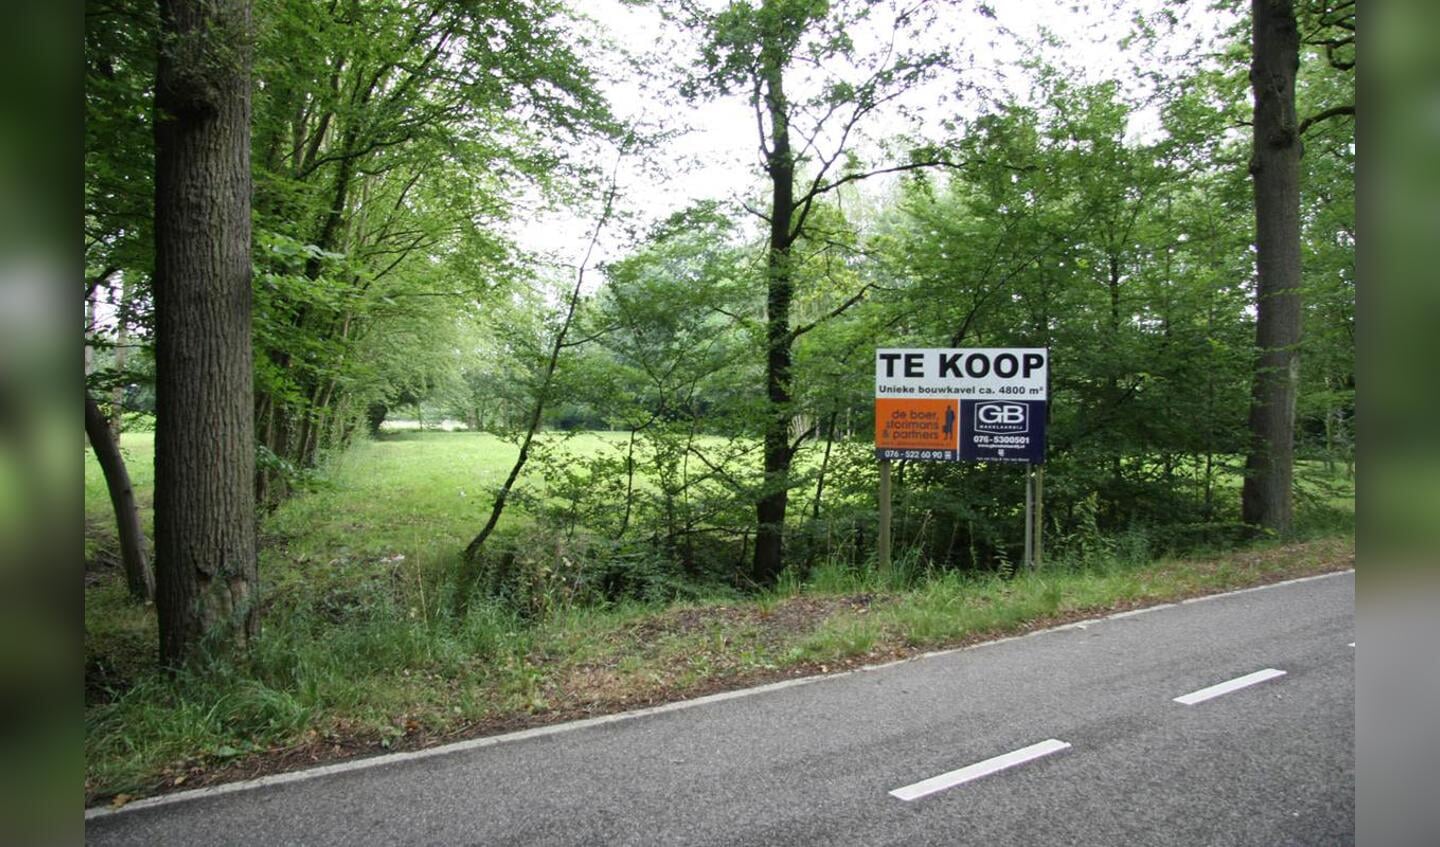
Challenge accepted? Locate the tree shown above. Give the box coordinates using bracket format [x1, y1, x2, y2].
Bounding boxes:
[581, 203, 760, 558]
[871, 66, 1259, 559]
[1241, 0, 1303, 534]
[152, 0, 258, 665]
[247, 0, 619, 505]
[85, 0, 157, 322]
[677, 0, 953, 583]
[461, 161, 622, 572]
[1294, 0, 1355, 475]
[85, 390, 154, 601]
[86, 0, 160, 446]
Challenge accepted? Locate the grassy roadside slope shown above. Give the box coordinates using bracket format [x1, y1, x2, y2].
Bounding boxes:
[84, 431, 1353, 807]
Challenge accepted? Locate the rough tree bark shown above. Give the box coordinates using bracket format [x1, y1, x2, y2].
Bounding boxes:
[86, 391, 154, 602]
[152, 0, 258, 666]
[752, 59, 797, 586]
[1242, 0, 1302, 535]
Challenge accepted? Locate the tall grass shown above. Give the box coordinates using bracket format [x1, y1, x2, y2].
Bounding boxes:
[84, 430, 1354, 801]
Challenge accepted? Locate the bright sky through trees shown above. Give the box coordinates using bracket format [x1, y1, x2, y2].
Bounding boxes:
[510, 0, 1240, 268]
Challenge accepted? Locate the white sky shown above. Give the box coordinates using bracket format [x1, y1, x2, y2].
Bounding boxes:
[512, 0, 1236, 276]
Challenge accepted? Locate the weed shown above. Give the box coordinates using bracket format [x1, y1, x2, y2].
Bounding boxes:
[84, 431, 1354, 803]
[793, 616, 879, 661]
[806, 559, 870, 595]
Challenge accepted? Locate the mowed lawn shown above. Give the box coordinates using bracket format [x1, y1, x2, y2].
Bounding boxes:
[84, 431, 156, 556]
[84, 429, 645, 567]
[266, 430, 535, 560]
[84, 430, 1352, 604]
[86, 429, 1349, 561]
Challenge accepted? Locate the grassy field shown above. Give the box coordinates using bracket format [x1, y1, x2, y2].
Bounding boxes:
[87, 429, 563, 555]
[84, 429, 1354, 806]
[84, 431, 156, 560]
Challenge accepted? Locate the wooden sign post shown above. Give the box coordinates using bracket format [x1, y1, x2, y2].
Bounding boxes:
[1033, 465, 1045, 569]
[1024, 464, 1034, 570]
[878, 458, 893, 575]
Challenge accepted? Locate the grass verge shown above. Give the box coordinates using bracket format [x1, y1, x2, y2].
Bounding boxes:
[85, 533, 1352, 808]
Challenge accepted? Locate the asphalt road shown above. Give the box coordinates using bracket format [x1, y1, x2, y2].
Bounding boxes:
[87, 571, 1354, 846]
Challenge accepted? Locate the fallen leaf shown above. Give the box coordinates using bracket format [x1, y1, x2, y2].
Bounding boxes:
[110, 794, 132, 809]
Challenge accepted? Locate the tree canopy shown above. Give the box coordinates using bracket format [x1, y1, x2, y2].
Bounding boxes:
[84, 0, 1355, 636]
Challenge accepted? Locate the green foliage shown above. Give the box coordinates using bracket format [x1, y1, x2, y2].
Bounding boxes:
[86, 0, 626, 509]
[84, 0, 1356, 803]
[482, 27, 1353, 581]
[84, 424, 1352, 801]
[792, 616, 879, 661]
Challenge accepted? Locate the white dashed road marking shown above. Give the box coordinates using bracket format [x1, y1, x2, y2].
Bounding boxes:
[1173, 668, 1287, 705]
[889, 739, 1072, 801]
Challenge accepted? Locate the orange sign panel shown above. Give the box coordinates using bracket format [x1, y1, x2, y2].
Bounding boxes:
[875, 398, 959, 459]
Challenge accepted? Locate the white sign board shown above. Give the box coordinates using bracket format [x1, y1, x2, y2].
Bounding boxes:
[875, 348, 1048, 399]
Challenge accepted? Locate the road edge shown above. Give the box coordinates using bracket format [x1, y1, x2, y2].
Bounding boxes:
[86, 568, 1354, 821]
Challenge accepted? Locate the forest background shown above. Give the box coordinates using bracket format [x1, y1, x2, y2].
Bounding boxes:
[82, 0, 1354, 804]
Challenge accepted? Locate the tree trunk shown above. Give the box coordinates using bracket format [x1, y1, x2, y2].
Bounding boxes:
[110, 275, 134, 441]
[752, 62, 796, 586]
[462, 164, 620, 573]
[1242, 0, 1302, 535]
[366, 401, 388, 437]
[152, 0, 258, 666]
[1323, 376, 1336, 473]
[86, 391, 154, 602]
[84, 288, 97, 379]
[1106, 252, 1123, 526]
[617, 428, 638, 539]
[811, 409, 839, 521]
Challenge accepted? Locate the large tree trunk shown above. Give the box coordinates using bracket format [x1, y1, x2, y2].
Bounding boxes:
[752, 63, 796, 586]
[153, 0, 258, 666]
[86, 391, 154, 602]
[1242, 0, 1302, 535]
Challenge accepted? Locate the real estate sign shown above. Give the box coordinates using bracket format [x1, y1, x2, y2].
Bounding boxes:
[874, 348, 1048, 464]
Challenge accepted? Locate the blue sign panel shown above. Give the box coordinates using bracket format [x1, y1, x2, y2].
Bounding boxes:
[958, 399, 1047, 464]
